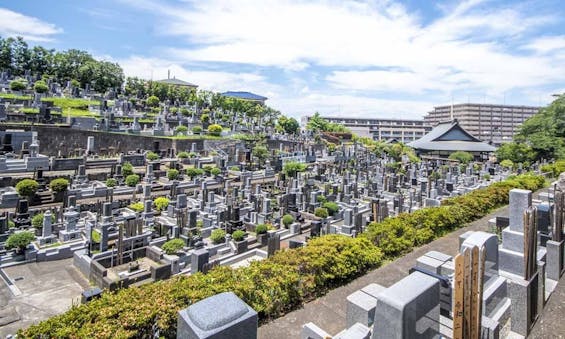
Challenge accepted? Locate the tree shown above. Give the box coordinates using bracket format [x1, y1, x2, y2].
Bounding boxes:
[282, 214, 294, 228]
[283, 161, 307, 177]
[515, 94, 565, 160]
[207, 124, 222, 136]
[49, 178, 69, 193]
[278, 116, 300, 134]
[314, 207, 329, 219]
[6, 232, 35, 252]
[125, 174, 140, 187]
[495, 142, 536, 164]
[167, 169, 179, 180]
[200, 114, 210, 124]
[147, 95, 160, 107]
[252, 144, 269, 165]
[162, 238, 185, 254]
[10, 79, 26, 91]
[154, 197, 170, 212]
[34, 80, 48, 93]
[500, 159, 514, 169]
[16, 179, 39, 197]
[210, 229, 226, 244]
[448, 151, 474, 164]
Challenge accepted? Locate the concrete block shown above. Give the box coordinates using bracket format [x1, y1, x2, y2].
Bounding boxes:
[177, 292, 257, 339]
[346, 290, 377, 327]
[335, 323, 371, 339]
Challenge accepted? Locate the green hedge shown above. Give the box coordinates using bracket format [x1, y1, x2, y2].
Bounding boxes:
[20, 174, 545, 338]
[21, 235, 381, 338]
[361, 173, 545, 257]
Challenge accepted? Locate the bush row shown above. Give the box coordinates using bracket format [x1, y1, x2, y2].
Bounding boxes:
[540, 160, 565, 178]
[361, 173, 545, 257]
[21, 174, 545, 338]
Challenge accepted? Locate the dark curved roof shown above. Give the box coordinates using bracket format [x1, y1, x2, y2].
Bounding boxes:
[407, 120, 496, 152]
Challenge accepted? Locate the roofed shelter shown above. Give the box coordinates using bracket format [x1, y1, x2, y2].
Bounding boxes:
[221, 91, 268, 105]
[407, 120, 496, 159]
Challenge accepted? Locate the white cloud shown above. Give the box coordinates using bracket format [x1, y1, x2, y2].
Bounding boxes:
[0, 8, 62, 41]
[117, 0, 564, 118]
[118, 55, 281, 96]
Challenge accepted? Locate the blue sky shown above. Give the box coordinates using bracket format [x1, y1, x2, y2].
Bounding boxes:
[1, 0, 564, 119]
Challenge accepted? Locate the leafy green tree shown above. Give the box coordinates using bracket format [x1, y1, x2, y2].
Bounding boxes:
[146, 95, 160, 107]
[207, 124, 222, 136]
[16, 179, 39, 197]
[154, 197, 170, 212]
[277, 116, 300, 134]
[49, 178, 69, 193]
[283, 161, 307, 177]
[495, 142, 536, 164]
[167, 169, 179, 180]
[252, 144, 269, 165]
[34, 80, 48, 93]
[6, 232, 35, 252]
[77, 60, 123, 93]
[125, 174, 140, 187]
[448, 151, 474, 164]
[516, 94, 565, 160]
[162, 238, 185, 254]
[500, 159, 514, 169]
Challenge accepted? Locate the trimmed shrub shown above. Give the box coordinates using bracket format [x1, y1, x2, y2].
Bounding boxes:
[210, 167, 221, 176]
[175, 125, 188, 135]
[282, 214, 294, 228]
[162, 238, 185, 255]
[500, 159, 514, 169]
[10, 80, 26, 91]
[210, 229, 226, 244]
[154, 197, 170, 212]
[34, 80, 48, 93]
[192, 126, 203, 134]
[255, 224, 268, 234]
[232, 230, 246, 242]
[125, 174, 140, 187]
[167, 169, 179, 180]
[128, 202, 144, 213]
[16, 179, 39, 197]
[32, 213, 56, 228]
[146, 152, 159, 161]
[122, 162, 133, 176]
[207, 124, 222, 136]
[177, 152, 189, 159]
[186, 167, 204, 178]
[49, 178, 69, 193]
[146, 95, 160, 107]
[314, 207, 329, 219]
[322, 202, 339, 216]
[105, 178, 117, 188]
[448, 151, 474, 164]
[6, 232, 35, 252]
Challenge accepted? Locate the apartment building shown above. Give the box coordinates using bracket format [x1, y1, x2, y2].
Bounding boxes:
[301, 116, 431, 143]
[424, 103, 540, 145]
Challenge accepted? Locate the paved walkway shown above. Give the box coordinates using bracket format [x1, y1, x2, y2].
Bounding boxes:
[259, 190, 557, 338]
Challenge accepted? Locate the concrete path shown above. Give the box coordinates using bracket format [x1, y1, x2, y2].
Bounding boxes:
[259, 190, 553, 338]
